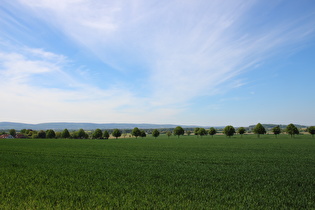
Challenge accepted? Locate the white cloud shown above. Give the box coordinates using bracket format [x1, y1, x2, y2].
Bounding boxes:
[18, 0, 121, 37]
[2, 0, 315, 124]
[26, 48, 67, 62]
[16, 0, 315, 107]
[0, 52, 55, 81]
[0, 45, 183, 123]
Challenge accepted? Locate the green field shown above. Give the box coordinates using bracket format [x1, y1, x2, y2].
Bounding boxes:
[1, 135, 314, 209]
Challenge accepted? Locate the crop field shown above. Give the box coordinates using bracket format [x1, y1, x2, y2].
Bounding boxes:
[0, 134, 314, 209]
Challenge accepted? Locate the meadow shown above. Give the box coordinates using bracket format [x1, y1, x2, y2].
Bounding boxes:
[0, 134, 314, 209]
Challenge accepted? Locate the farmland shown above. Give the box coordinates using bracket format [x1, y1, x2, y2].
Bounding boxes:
[0, 135, 314, 209]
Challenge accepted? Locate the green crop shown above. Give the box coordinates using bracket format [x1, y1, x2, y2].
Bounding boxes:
[0, 135, 314, 209]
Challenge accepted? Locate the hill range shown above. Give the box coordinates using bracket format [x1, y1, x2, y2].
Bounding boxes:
[0, 122, 309, 131]
[0, 122, 200, 131]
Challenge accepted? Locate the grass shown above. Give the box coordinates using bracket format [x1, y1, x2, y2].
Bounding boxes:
[0, 134, 314, 209]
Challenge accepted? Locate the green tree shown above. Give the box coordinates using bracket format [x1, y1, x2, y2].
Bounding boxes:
[237, 127, 246, 137]
[286, 124, 299, 138]
[198, 128, 207, 137]
[29, 130, 37, 138]
[55, 131, 61, 139]
[77, 129, 87, 139]
[166, 131, 172, 138]
[308, 126, 315, 137]
[209, 127, 217, 138]
[272, 126, 281, 138]
[9, 129, 16, 137]
[103, 130, 110, 139]
[37, 130, 46, 138]
[140, 130, 146, 138]
[92, 129, 103, 139]
[187, 130, 191, 136]
[31, 132, 38, 139]
[61, 129, 70, 138]
[253, 123, 266, 138]
[112, 129, 121, 139]
[132, 127, 141, 139]
[194, 127, 200, 137]
[152, 129, 160, 139]
[174, 126, 184, 138]
[46, 129, 56, 138]
[223, 125, 235, 138]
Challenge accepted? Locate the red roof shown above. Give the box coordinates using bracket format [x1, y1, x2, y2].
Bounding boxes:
[0, 134, 14, 139]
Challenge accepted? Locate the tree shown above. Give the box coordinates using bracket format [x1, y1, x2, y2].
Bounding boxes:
[272, 126, 281, 138]
[103, 130, 110, 139]
[140, 130, 146, 138]
[131, 127, 141, 139]
[253, 123, 266, 138]
[286, 124, 299, 138]
[31, 132, 38, 139]
[198, 128, 207, 137]
[25, 129, 32, 135]
[209, 127, 217, 138]
[92, 129, 103, 139]
[166, 131, 172, 138]
[55, 131, 61, 138]
[37, 130, 46, 138]
[174, 126, 184, 138]
[112, 129, 121, 139]
[187, 130, 191, 136]
[9, 129, 16, 137]
[223, 125, 235, 138]
[46, 129, 56, 138]
[28, 130, 37, 138]
[61, 129, 70, 138]
[308, 126, 315, 137]
[77, 129, 87, 139]
[152, 129, 160, 139]
[194, 127, 200, 137]
[237, 127, 246, 137]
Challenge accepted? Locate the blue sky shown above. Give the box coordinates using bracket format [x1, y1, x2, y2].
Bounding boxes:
[1, 0, 315, 126]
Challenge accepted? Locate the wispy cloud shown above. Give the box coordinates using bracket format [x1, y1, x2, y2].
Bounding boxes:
[1, 0, 315, 124]
[17, 1, 315, 104]
[0, 43, 183, 123]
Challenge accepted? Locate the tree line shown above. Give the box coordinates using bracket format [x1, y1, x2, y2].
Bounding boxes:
[1, 124, 315, 139]
[221, 123, 314, 138]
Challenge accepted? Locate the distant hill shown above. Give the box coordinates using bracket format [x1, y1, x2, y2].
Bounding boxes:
[0, 122, 309, 131]
[0, 122, 199, 131]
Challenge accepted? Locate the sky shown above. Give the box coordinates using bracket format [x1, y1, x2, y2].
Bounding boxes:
[1, 0, 315, 127]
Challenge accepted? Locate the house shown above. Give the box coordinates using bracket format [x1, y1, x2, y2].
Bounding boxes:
[15, 134, 27, 138]
[0, 134, 15, 139]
